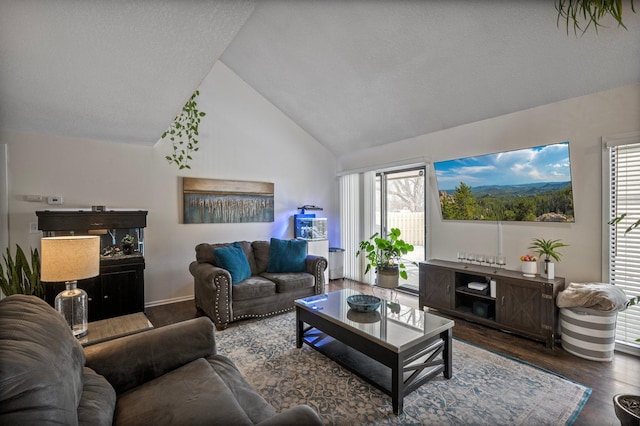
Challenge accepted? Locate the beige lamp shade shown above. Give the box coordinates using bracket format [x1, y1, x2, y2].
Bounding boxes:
[41, 236, 100, 282]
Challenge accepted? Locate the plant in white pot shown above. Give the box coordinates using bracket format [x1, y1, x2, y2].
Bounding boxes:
[356, 228, 414, 289]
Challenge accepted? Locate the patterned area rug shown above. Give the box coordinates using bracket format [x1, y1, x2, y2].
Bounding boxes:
[215, 312, 591, 425]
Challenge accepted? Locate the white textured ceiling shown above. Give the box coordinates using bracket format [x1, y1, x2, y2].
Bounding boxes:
[1, 1, 639, 155]
[221, 1, 640, 155]
[0, 0, 255, 145]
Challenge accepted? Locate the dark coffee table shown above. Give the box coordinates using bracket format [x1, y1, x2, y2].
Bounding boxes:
[295, 289, 454, 414]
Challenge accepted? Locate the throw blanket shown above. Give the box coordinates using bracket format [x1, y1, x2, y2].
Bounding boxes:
[556, 282, 629, 312]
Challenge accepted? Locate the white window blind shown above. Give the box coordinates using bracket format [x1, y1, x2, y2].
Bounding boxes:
[339, 174, 360, 281]
[608, 141, 640, 351]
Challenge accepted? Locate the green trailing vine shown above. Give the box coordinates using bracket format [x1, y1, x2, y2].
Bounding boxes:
[162, 90, 206, 170]
[556, 0, 636, 35]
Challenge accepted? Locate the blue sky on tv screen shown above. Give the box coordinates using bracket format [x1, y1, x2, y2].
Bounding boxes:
[434, 142, 571, 191]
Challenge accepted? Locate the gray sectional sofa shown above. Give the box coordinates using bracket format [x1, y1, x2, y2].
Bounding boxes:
[0, 295, 323, 425]
[190, 239, 327, 330]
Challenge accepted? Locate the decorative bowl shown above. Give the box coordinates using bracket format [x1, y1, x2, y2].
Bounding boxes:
[347, 294, 381, 312]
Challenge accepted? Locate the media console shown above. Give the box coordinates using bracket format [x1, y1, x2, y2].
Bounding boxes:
[419, 259, 565, 348]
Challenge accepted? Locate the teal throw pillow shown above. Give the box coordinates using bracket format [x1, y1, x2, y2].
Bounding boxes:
[213, 242, 252, 284]
[267, 238, 307, 273]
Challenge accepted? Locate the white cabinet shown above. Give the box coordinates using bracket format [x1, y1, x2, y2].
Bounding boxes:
[306, 239, 329, 283]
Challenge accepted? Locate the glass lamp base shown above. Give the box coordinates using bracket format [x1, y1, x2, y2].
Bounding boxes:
[55, 281, 88, 339]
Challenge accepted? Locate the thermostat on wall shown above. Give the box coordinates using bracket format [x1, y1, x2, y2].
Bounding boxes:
[47, 195, 63, 205]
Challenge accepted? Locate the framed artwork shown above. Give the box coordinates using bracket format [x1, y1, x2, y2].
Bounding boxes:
[183, 177, 274, 224]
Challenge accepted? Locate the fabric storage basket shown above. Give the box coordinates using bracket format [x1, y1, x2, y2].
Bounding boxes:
[560, 307, 617, 362]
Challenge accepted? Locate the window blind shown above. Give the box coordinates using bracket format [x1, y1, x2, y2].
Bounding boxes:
[339, 174, 360, 281]
[609, 141, 640, 351]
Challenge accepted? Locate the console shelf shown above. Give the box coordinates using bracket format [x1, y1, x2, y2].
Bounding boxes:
[419, 259, 565, 348]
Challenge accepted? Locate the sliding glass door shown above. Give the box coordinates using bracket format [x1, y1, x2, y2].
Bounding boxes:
[376, 167, 427, 292]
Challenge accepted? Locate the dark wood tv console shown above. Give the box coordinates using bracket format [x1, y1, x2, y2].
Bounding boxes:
[419, 259, 565, 348]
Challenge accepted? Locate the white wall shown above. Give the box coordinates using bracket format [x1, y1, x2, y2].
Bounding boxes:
[3, 61, 338, 305]
[338, 84, 640, 284]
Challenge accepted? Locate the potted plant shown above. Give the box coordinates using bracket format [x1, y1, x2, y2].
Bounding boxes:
[528, 238, 568, 279]
[0, 244, 42, 297]
[356, 228, 414, 289]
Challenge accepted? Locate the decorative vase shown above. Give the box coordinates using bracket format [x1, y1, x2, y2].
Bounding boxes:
[55, 282, 88, 338]
[541, 260, 555, 279]
[522, 261, 537, 277]
[122, 244, 133, 255]
[546, 262, 555, 279]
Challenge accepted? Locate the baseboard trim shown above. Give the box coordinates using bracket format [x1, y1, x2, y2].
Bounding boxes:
[145, 295, 194, 308]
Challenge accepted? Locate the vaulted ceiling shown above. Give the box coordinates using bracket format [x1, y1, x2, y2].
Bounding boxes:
[1, 1, 639, 156]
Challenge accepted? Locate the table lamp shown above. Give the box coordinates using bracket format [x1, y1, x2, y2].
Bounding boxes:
[41, 236, 100, 338]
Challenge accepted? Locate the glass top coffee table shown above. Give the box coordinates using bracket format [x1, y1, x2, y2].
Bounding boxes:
[295, 289, 454, 414]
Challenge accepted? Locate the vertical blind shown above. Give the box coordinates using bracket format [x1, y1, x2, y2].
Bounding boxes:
[608, 141, 640, 350]
[339, 174, 361, 281]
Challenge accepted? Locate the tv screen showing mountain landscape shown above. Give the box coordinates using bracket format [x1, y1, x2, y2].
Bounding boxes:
[434, 142, 575, 222]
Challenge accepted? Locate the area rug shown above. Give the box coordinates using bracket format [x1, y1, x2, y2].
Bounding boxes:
[215, 312, 591, 425]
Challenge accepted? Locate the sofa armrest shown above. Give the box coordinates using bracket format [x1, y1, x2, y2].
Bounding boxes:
[84, 317, 215, 394]
[189, 261, 233, 326]
[256, 405, 323, 426]
[305, 255, 327, 294]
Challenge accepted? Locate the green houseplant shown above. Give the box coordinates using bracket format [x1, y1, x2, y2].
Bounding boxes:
[556, 0, 636, 35]
[162, 90, 206, 170]
[0, 245, 42, 297]
[528, 238, 568, 262]
[356, 228, 414, 288]
[528, 238, 568, 279]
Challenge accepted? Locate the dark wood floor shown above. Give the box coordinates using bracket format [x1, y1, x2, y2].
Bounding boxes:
[145, 279, 639, 426]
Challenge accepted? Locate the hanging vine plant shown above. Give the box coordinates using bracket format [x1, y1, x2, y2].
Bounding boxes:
[556, 0, 636, 35]
[162, 90, 206, 170]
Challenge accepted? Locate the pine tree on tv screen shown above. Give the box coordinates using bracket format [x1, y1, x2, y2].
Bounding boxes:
[434, 142, 575, 222]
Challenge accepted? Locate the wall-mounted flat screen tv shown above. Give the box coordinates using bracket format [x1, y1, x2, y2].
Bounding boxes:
[434, 142, 575, 222]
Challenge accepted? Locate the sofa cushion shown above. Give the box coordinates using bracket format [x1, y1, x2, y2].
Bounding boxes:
[206, 355, 277, 423]
[213, 242, 252, 284]
[78, 367, 116, 426]
[232, 276, 276, 301]
[196, 241, 258, 275]
[0, 295, 86, 425]
[267, 238, 307, 273]
[260, 272, 315, 293]
[114, 358, 256, 426]
[252, 240, 270, 274]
